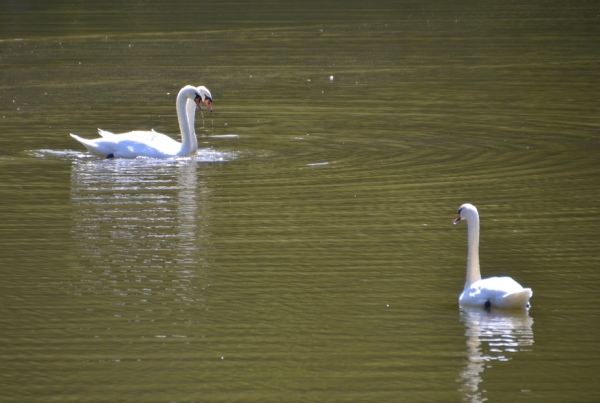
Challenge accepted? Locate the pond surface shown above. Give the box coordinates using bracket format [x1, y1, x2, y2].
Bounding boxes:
[1, 1, 599, 402]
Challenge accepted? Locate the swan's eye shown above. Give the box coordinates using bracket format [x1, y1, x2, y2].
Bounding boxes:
[457, 208, 462, 215]
[194, 93, 201, 100]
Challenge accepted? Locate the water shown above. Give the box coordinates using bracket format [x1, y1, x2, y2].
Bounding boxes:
[1, 1, 599, 401]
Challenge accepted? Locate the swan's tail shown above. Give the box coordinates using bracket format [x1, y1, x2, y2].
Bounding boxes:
[70, 133, 108, 156]
[70, 133, 92, 148]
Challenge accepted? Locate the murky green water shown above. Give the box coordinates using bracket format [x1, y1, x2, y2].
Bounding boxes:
[1, 1, 599, 402]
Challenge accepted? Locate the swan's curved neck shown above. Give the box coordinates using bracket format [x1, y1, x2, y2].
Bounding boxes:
[465, 213, 482, 289]
[186, 98, 198, 154]
[176, 88, 194, 155]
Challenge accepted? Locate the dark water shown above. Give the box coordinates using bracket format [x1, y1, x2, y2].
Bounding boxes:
[1, 1, 599, 402]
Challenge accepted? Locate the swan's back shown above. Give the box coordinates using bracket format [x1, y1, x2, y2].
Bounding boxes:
[70, 130, 182, 158]
[460, 276, 532, 309]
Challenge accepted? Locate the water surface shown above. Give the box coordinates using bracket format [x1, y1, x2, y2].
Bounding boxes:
[1, 1, 599, 402]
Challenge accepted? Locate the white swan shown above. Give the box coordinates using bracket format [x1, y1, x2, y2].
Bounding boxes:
[70, 85, 212, 158]
[453, 203, 532, 309]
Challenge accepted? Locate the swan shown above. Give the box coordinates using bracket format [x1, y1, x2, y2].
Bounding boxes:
[453, 203, 532, 309]
[70, 85, 213, 158]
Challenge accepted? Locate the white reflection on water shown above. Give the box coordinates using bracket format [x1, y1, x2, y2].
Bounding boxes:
[458, 308, 534, 403]
[70, 157, 209, 265]
[67, 153, 231, 325]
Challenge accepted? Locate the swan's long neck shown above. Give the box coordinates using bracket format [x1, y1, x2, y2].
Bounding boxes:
[186, 98, 198, 154]
[465, 211, 482, 289]
[176, 88, 194, 155]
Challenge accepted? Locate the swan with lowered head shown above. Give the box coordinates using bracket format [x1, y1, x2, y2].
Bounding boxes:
[70, 85, 212, 158]
[453, 203, 532, 309]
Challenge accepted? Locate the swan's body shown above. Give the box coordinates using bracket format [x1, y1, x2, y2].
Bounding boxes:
[453, 203, 532, 309]
[70, 85, 212, 158]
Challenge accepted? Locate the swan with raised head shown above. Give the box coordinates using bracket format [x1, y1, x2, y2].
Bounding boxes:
[453, 203, 532, 309]
[70, 85, 212, 158]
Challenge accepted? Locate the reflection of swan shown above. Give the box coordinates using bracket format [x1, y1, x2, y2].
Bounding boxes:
[459, 308, 534, 403]
[68, 158, 213, 316]
[70, 85, 213, 158]
[453, 204, 532, 309]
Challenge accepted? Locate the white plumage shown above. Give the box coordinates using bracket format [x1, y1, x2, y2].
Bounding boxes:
[70, 85, 212, 159]
[453, 203, 532, 309]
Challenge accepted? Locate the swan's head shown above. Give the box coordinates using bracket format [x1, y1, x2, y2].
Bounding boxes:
[194, 86, 213, 112]
[453, 203, 478, 225]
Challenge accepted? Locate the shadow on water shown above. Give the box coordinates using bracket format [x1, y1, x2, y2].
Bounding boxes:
[458, 307, 534, 403]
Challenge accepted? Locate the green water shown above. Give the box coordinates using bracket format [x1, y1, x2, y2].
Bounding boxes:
[1, 1, 599, 402]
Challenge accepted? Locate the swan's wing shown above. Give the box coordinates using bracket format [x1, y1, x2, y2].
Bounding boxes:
[477, 277, 525, 294]
[461, 277, 532, 309]
[97, 129, 115, 138]
[115, 130, 171, 142]
[104, 131, 181, 157]
[500, 288, 533, 309]
[97, 129, 170, 141]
